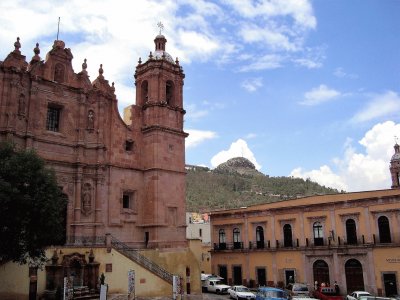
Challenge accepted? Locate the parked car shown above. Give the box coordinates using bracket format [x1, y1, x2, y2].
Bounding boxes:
[313, 287, 343, 300]
[347, 291, 371, 300]
[286, 283, 311, 298]
[201, 277, 230, 294]
[256, 287, 288, 300]
[229, 285, 256, 300]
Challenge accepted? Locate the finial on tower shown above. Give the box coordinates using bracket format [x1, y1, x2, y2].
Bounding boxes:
[395, 136, 399, 145]
[14, 37, 21, 53]
[157, 21, 164, 35]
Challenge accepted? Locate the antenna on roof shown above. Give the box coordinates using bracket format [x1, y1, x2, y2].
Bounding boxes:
[56, 17, 60, 40]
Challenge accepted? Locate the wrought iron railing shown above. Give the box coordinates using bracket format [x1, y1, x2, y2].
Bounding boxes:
[110, 236, 173, 284]
[66, 236, 106, 246]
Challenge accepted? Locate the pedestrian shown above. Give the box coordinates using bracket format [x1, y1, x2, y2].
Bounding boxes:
[314, 281, 318, 290]
[334, 281, 340, 295]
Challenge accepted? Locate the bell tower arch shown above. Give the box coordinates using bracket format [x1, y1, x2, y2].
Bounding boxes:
[135, 33, 188, 248]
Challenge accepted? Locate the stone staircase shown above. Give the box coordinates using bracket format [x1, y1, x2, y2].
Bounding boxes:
[110, 236, 173, 284]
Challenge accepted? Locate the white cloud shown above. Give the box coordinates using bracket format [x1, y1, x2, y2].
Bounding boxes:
[351, 91, 400, 123]
[290, 121, 400, 192]
[290, 165, 348, 191]
[241, 78, 263, 92]
[300, 84, 341, 106]
[186, 129, 217, 148]
[333, 67, 358, 79]
[211, 139, 261, 170]
[225, 0, 316, 29]
[239, 54, 283, 72]
[293, 58, 322, 69]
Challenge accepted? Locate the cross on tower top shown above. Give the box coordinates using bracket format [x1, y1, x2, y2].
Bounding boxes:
[157, 22, 164, 35]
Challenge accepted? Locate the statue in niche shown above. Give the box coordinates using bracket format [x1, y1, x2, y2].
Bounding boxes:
[81, 183, 92, 215]
[54, 63, 65, 83]
[18, 94, 25, 115]
[87, 110, 94, 130]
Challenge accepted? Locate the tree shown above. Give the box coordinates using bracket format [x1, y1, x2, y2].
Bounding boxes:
[0, 142, 67, 266]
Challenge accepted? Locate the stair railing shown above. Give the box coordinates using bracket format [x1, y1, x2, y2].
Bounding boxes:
[110, 236, 173, 284]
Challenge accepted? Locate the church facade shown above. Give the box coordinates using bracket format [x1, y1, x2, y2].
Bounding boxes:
[0, 34, 187, 249]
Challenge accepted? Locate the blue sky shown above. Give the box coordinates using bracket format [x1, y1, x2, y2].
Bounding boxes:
[1, 0, 399, 192]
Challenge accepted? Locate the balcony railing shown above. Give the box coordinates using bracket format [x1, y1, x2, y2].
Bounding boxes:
[212, 234, 398, 252]
[213, 242, 244, 250]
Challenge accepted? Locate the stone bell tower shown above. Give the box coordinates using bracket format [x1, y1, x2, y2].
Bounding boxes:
[134, 32, 188, 248]
[390, 143, 400, 189]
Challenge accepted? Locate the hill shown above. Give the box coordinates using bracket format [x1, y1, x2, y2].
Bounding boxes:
[186, 157, 341, 212]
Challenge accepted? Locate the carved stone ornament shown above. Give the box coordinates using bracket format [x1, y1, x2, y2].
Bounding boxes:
[81, 183, 92, 216]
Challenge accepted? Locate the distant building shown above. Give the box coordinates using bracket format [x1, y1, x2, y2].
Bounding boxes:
[209, 144, 400, 297]
[186, 212, 212, 274]
[0, 33, 201, 298]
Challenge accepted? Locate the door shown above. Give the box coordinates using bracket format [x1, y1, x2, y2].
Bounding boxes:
[285, 270, 295, 287]
[383, 273, 398, 297]
[233, 265, 243, 285]
[219, 265, 228, 284]
[257, 267, 267, 286]
[345, 259, 364, 293]
[313, 260, 330, 287]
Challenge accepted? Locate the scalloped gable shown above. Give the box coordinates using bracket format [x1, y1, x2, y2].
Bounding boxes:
[92, 64, 116, 99]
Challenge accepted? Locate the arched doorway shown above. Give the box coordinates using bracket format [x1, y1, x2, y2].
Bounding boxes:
[345, 259, 364, 293]
[313, 260, 330, 286]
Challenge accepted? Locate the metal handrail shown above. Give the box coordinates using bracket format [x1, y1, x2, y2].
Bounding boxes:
[110, 236, 173, 284]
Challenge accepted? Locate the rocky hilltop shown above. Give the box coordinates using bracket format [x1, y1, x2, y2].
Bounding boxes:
[214, 157, 264, 177]
[186, 158, 341, 212]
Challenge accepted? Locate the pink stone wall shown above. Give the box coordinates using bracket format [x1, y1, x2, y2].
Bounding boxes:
[0, 37, 187, 249]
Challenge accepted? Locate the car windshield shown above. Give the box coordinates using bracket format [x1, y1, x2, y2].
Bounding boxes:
[259, 290, 285, 298]
[294, 286, 309, 292]
[238, 287, 250, 292]
[321, 288, 337, 296]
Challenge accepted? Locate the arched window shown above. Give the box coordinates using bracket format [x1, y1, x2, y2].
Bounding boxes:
[378, 216, 391, 243]
[256, 226, 264, 249]
[218, 229, 226, 250]
[219, 229, 226, 243]
[346, 219, 357, 245]
[283, 224, 293, 247]
[313, 260, 330, 286]
[141, 81, 148, 103]
[345, 259, 364, 293]
[166, 80, 174, 104]
[233, 228, 241, 249]
[313, 222, 324, 246]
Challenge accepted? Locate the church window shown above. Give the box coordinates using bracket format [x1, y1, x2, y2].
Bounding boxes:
[122, 193, 130, 209]
[46, 105, 61, 132]
[125, 140, 134, 152]
[122, 191, 137, 213]
[166, 80, 174, 104]
[141, 81, 148, 103]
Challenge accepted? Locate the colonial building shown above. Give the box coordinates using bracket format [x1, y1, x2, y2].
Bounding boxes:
[210, 144, 400, 297]
[0, 33, 200, 299]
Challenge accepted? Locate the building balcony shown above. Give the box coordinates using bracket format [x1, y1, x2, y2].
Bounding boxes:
[212, 234, 399, 252]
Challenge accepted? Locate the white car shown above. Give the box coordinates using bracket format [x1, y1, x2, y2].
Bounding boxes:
[228, 285, 256, 300]
[347, 291, 371, 300]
